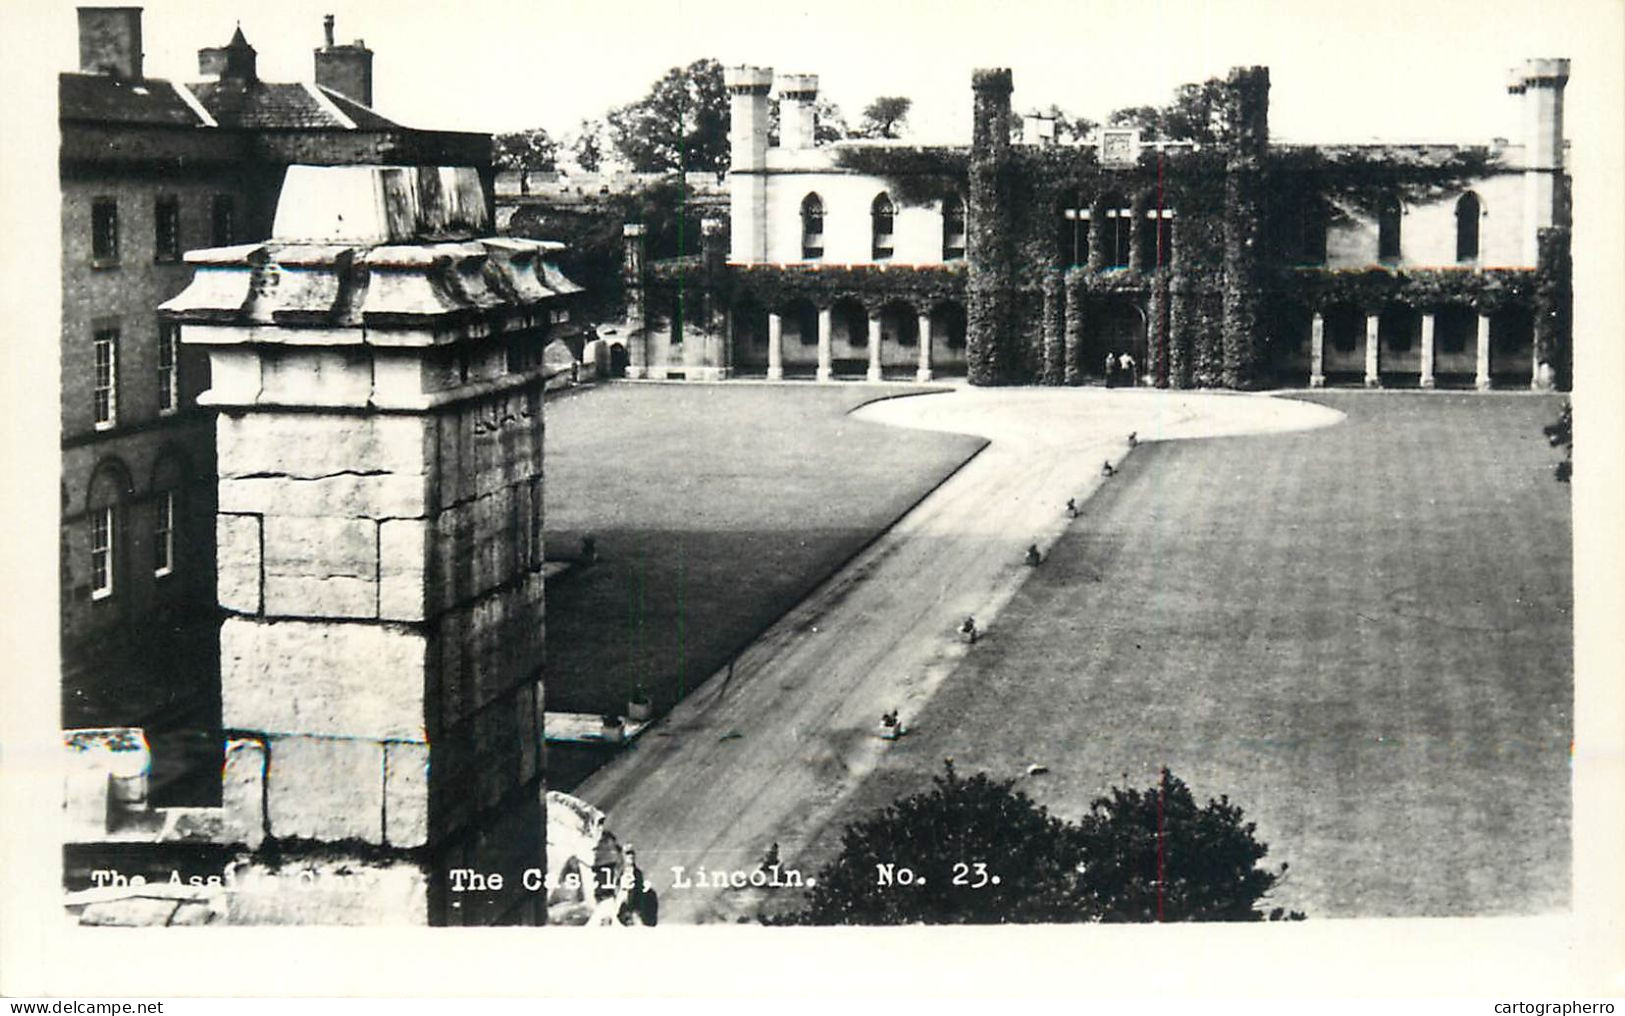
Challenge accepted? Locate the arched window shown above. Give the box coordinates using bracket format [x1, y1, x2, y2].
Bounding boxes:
[871, 193, 895, 261]
[85, 459, 133, 602]
[800, 193, 825, 260]
[1377, 194, 1402, 263]
[1455, 192, 1481, 262]
[941, 194, 966, 260]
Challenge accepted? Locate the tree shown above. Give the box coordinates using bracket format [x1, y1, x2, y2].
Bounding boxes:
[606, 58, 729, 176]
[570, 118, 608, 173]
[1109, 77, 1229, 145]
[1543, 401, 1572, 482]
[775, 763, 1301, 924]
[855, 96, 913, 140]
[1072, 769, 1299, 922]
[493, 127, 560, 173]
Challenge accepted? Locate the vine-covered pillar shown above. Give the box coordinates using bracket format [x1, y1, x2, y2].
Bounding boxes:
[1532, 225, 1571, 391]
[1221, 65, 1270, 390]
[1087, 193, 1108, 273]
[1063, 271, 1084, 386]
[1041, 270, 1065, 385]
[816, 306, 833, 382]
[623, 223, 648, 379]
[967, 67, 1014, 386]
[1147, 271, 1171, 387]
[1168, 275, 1194, 389]
[1129, 192, 1151, 273]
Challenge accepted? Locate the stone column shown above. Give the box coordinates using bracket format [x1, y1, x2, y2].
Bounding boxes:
[1420, 311, 1437, 389]
[866, 311, 883, 382]
[161, 166, 551, 927]
[1364, 311, 1382, 388]
[1476, 313, 1492, 390]
[816, 306, 833, 382]
[766, 312, 784, 381]
[622, 223, 647, 379]
[916, 311, 933, 383]
[1309, 311, 1326, 388]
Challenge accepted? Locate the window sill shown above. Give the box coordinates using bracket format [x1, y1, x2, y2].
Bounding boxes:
[90, 589, 113, 602]
[90, 260, 121, 270]
[154, 567, 173, 580]
[93, 420, 116, 433]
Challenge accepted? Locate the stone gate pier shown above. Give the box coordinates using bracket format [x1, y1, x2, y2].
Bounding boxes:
[157, 165, 558, 925]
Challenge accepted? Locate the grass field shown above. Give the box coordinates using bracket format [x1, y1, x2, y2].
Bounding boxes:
[789, 391, 1572, 919]
[543, 383, 986, 766]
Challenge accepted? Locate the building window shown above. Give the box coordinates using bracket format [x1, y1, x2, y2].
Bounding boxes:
[211, 194, 236, 246]
[155, 195, 181, 262]
[1059, 204, 1090, 267]
[801, 193, 825, 260]
[93, 326, 119, 430]
[550, 307, 570, 325]
[157, 321, 179, 414]
[91, 198, 119, 264]
[91, 506, 114, 600]
[1102, 194, 1131, 268]
[1297, 198, 1328, 265]
[870, 193, 895, 261]
[1455, 192, 1481, 262]
[942, 194, 967, 260]
[154, 492, 175, 578]
[1377, 195, 1402, 263]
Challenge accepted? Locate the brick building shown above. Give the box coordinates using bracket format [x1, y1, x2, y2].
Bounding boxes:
[623, 61, 1572, 392]
[59, 7, 492, 771]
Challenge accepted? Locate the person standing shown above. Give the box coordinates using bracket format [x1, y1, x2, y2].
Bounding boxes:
[1104, 351, 1117, 388]
[1119, 351, 1137, 387]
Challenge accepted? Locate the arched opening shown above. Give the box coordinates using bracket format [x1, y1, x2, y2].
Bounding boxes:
[1434, 306, 1477, 385]
[1264, 300, 1313, 385]
[1377, 194, 1402, 264]
[930, 301, 968, 375]
[1378, 304, 1422, 386]
[1489, 305, 1534, 385]
[782, 298, 820, 375]
[730, 298, 771, 374]
[941, 194, 966, 261]
[609, 343, 629, 377]
[1058, 196, 1090, 267]
[1455, 192, 1481, 263]
[1101, 192, 1132, 269]
[831, 297, 869, 375]
[878, 299, 919, 377]
[870, 193, 895, 261]
[800, 193, 825, 260]
[1322, 303, 1366, 383]
[1093, 299, 1148, 382]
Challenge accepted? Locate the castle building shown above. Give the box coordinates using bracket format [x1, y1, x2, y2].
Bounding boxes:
[622, 61, 1571, 393]
[59, 7, 493, 749]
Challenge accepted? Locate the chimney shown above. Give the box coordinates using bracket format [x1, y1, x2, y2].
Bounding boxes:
[198, 25, 256, 82]
[314, 15, 374, 106]
[77, 7, 143, 79]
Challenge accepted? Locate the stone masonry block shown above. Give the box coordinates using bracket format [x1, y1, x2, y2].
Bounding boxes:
[262, 516, 379, 618]
[219, 473, 429, 521]
[264, 734, 385, 843]
[222, 737, 267, 849]
[474, 693, 521, 813]
[378, 518, 429, 622]
[384, 740, 430, 848]
[221, 617, 427, 740]
[217, 411, 433, 483]
[217, 514, 263, 615]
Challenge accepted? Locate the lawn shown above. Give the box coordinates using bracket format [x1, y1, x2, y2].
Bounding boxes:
[543, 382, 986, 781]
[789, 392, 1572, 919]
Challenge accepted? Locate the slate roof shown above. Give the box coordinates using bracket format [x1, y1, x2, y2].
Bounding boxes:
[186, 80, 402, 130]
[59, 74, 203, 126]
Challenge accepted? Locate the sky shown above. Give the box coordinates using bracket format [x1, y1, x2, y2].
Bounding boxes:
[42, 0, 1611, 146]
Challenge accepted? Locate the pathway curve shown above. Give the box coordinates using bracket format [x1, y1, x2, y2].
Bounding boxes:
[572, 386, 1344, 924]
